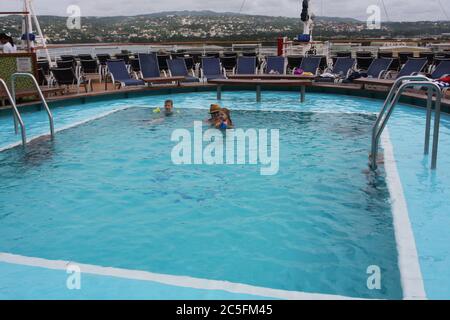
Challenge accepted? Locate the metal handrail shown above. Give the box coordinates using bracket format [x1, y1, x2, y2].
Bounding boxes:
[0, 79, 27, 146]
[371, 75, 428, 153]
[370, 78, 443, 170]
[11, 73, 55, 138]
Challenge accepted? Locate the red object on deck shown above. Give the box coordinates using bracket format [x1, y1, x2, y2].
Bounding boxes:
[277, 37, 284, 56]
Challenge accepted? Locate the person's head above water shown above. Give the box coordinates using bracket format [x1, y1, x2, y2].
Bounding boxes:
[209, 104, 221, 121]
[164, 99, 174, 115]
[220, 108, 232, 125]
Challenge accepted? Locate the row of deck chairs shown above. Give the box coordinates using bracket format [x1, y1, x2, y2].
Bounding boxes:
[357, 57, 450, 84]
[317, 56, 450, 83]
[42, 52, 450, 92]
[104, 54, 287, 88]
[105, 53, 450, 89]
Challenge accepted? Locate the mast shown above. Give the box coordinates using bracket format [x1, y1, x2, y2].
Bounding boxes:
[22, 0, 52, 65]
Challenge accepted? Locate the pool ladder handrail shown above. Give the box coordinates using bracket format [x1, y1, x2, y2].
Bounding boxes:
[11, 72, 55, 139]
[370, 75, 443, 170]
[0, 78, 27, 146]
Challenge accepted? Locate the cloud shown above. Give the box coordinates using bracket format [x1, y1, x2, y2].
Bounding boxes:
[0, 0, 448, 21]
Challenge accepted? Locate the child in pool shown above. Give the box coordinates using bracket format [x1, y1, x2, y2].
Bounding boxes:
[215, 108, 233, 129]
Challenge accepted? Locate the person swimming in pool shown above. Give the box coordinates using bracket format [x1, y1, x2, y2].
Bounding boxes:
[154, 99, 175, 116]
[215, 107, 233, 129]
[145, 100, 176, 125]
[206, 104, 221, 125]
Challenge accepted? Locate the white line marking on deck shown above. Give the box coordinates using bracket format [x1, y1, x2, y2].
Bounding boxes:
[381, 129, 427, 300]
[0, 252, 365, 300]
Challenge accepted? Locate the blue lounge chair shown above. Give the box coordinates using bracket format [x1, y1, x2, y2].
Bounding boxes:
[167, 58, 199, 82]
[386, 58, 428, 79]
[265, 56, 285, 74]
[327, 58, 355, 76]
[138, 53, 161, 78]
[317, 57, 355, 82]
[106, 60, 145, 89]
[430, 60, 450, 79]
[201, 58, 226, 81]
[331, 58, 355, 77]
[236, 56, 256, 74]
[138, 53, 186, 85]
[364, 58, 393, 78]
[299, 56, 321, 75]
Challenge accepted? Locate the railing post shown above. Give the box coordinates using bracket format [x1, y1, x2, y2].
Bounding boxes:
[424, 88, 434, 155]
[11, 73, 55, 139]
[370, 78, 443, 171]
[0, 79, 27, 146]
[431, 91, 442, 170]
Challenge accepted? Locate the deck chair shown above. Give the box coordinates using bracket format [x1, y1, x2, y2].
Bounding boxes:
[79, 59, 102, 84]
[299, 56, 321, 75]
[265, 56, 285, 74]
[138, 53, 161, 78]
[319, 57, 355, 82]
[430, 60, 450, 79]
[138, 53, 184, 85]
[201, 58, 226, 82]
[287, 55, 303, 73]
[236, 56, 257, 74]
[363, 58, 393, 78]
[51, 67, 91, 93]
[78, 54, 94, 61]
[167, 58, 199, 82]
[106, 59, 145, 89]
[385, 58, 428, 79]
[80, 59, 100, 74]
[220, 56, 237, 74]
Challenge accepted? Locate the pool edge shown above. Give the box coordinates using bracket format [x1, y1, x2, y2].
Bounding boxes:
[381, 129, 426, 300]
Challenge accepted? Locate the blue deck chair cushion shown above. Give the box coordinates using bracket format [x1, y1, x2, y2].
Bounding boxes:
[431, 60, 450, 79]
[202, 58, 226, 80]
[300, 57, 321, 74]
[366, 58, 393, 78]
[139, 53, 160, 78]
[167, 59, 200, 82]
[332, 58, 355, 76]
[265, 56, 285, 74]
[397, 58, 427, 78]
[106, 60, 144, 86]
[236, 57, 256, 74]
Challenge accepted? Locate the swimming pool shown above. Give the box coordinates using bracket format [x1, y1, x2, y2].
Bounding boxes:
[1, 91, 450, 300]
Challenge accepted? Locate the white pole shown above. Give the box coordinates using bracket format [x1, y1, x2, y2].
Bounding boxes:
[28, 0, 52, 65]
[27, 1, 33, 33]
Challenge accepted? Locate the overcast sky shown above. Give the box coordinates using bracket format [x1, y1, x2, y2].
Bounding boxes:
[1, 0, 449, 21]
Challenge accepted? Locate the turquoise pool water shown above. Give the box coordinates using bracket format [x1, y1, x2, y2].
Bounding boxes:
[1, 91, 450, 299]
